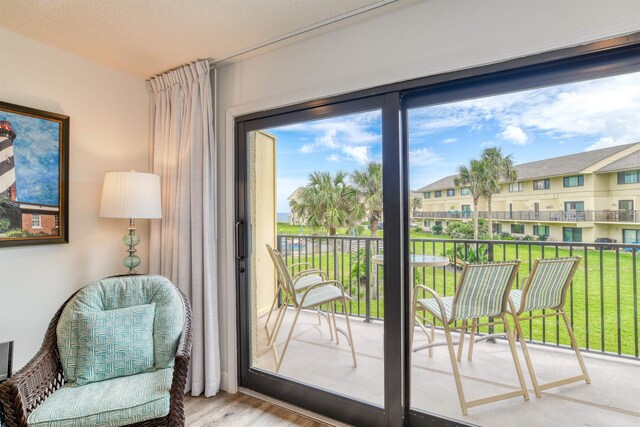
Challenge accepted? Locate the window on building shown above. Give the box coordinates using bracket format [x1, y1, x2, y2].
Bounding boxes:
[563, 175, 584, 187]
[563, 227, 583, 243]
[423, 191, 430, 199]
[533, 179, 550, 190]
[32, 214, 41, 228]
[509, 182, 523, 192]
[424, 220, 431, 227]
[493, 223, 502, 233]
[434, 191, 442, 198]
[533, 225, 550, 237]
[511, 224, 525, 234]
[564, 201, 585, 211]
[622, 229, 640, 243]
[435, 220, 442, 227]
[618, 170, 640, 184]
[54, 215, 59, 228]
[447, 189, 455, 196]
[461, 204, 471, 212]
[461, 188, 470, 195]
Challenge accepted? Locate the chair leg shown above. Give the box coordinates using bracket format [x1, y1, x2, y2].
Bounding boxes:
[331, 302, 339, 345]
[275, 306, 302, 373]
[269, 297, 289, 347]
[511, 310, 541, 397]
[467, 318, 477, 362]
[326, 305, 334, 342]
[502, 315, 530, 402]
[442, 321, 469, 415]
[342, 297, 357, 367]
[561, 308, 591, 384]
[264, 290, 279, 328]
[317, 307, 321, 325]
[457, 320, 468, 362]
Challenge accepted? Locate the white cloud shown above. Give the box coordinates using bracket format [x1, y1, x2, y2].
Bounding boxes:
[409, 73, 640, 148]
[500, 125, 529, 145]
[409, 147, 443, 166]
[342, 145, 369, 164]
[480, 141, 496, 148]
[585, 137, 622, 151]
[326, 154, 340, 162]
[442, 137, 457, 144]
[299, 144, 314, 153]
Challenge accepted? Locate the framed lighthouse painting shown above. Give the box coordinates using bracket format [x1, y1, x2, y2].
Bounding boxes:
[0, 101, 69, 247]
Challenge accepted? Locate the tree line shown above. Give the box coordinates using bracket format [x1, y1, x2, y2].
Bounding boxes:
[289, 147, 517, 239]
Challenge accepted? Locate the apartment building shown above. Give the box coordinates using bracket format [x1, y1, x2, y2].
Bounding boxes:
[415, 142, 640, 243]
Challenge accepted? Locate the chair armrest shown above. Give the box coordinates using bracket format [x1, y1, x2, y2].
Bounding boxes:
[288, 262, 313, 270]
[412, 285, 451, 323]
[0, 292, 77, 427]
[292, 269, 327, 281]
[168, 290, 193, 427]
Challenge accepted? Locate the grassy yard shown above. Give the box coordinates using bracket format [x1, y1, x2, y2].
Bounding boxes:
[276, 224, 639, 357]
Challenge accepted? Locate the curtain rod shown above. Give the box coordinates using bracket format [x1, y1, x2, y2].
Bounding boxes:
[209, 0, 397, 68]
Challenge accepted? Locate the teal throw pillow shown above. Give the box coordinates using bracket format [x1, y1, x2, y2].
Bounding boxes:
[74, 303, 156, 386]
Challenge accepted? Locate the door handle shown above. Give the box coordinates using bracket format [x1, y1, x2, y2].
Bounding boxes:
[235, 221, 245, 260]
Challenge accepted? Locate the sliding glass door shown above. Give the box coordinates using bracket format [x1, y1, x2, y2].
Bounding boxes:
[236, 36, 640, 427]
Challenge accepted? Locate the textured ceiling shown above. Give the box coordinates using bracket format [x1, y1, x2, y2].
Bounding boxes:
[0, 0, 387, 78]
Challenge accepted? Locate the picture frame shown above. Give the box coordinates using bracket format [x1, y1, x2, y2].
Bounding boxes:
[0, 101, 69, 247]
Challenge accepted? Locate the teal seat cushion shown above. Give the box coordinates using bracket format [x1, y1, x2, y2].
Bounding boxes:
[27, 368, 173, 427]
[57, 275, 185, 384]
[75, 303, 156, 386]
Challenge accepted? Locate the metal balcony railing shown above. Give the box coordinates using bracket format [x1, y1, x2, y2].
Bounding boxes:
[414, 210, 640, 223]
[277, 234, 640, 360]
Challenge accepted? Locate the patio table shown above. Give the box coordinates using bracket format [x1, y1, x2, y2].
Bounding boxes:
[371, 254, 449, 354]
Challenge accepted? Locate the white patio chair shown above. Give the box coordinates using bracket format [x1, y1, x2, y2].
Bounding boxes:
[411, 260, 529, 415]
[508, 256, 590, 397]
[264, 244, 327, 343]
[268, 247, 357, 373]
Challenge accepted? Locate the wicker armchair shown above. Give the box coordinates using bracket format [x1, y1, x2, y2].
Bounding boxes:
[0, 276, 193, 427]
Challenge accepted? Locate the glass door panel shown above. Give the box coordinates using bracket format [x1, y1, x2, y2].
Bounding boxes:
[238, 100, 388, 425]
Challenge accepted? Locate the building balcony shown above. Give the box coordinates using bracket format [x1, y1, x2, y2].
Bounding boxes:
[415, 210, 640, 223]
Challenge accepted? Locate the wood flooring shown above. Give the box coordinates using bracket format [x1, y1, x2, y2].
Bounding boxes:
[184, 392, 333, 426]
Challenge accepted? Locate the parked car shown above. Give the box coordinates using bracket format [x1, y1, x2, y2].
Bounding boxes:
[377, 222, 383, 230]
[594, 237, 616, 250]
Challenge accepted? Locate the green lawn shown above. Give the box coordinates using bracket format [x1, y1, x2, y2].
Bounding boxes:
[276, 223, 639, 357]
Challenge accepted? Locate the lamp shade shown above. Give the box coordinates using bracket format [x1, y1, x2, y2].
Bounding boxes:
[100, 171, 162, 219]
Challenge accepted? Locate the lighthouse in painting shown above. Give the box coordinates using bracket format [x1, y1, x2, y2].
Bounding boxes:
[0, 119, 17, 201]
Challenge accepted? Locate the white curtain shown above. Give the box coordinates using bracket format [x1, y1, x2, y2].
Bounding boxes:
[146, 60, 220, 397]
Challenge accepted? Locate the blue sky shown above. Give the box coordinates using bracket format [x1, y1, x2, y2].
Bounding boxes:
[2, 111, 60, 205]
[267, 71, 640, 213]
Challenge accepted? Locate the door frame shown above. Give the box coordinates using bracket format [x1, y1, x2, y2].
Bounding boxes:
[236, 95, 399, 427]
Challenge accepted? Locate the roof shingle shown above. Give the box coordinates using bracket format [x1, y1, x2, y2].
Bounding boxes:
[415, 142, 639, 191]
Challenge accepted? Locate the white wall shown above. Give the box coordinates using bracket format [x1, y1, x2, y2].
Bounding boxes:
[216, 0, 640, 392]
[0, 29, 150, 369]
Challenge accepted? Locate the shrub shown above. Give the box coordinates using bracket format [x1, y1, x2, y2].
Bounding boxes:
[445, 222, 474, 239]
[499, 232, 514, 240]
[447, 243, 489, 263]
[432, 224, 443, 235]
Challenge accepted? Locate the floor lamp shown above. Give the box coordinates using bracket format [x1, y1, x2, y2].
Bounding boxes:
[100, 171, 162, 274]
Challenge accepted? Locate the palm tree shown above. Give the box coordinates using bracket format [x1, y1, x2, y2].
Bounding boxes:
[454, 159, 488, 240]
[481, 147, 518, 237]
[410, 196, 422, 222]
[351, 162, 383, 237]
[293, 171, 358, 235]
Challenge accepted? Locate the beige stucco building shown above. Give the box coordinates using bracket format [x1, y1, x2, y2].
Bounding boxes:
[415, 142, 640, 243]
